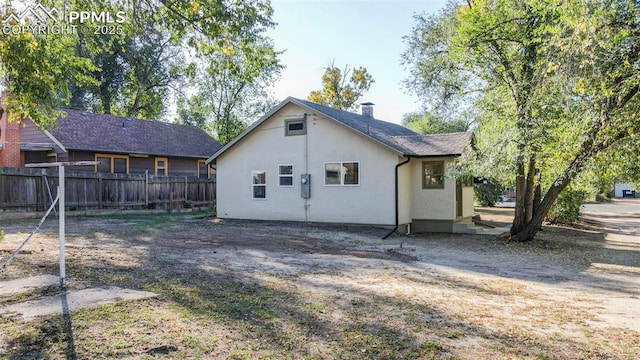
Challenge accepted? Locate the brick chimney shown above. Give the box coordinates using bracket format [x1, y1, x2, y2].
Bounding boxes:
[361, 102, 374, 118]
[0, 93, 23, 167]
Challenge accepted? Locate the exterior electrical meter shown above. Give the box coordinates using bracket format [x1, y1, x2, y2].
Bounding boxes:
[301, 174, 311, 198]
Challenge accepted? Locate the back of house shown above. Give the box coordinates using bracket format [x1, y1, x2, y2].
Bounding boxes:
[208, 97, 475, 233]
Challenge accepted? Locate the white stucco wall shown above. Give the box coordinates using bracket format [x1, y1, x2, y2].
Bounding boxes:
[216, 103, 399, 225]
[410, 158, 458, 220]
[462, 186, 474, 217]
[614, 183, 636, 198]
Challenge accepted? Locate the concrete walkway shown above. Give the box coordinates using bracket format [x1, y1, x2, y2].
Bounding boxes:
[0, 275, 157, 321]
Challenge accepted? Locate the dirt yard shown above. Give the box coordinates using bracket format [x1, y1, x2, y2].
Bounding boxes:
[0, 204, 638, 359]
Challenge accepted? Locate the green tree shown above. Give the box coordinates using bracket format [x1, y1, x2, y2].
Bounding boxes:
[177, 36, 282, 144]
[0, 1, 96, 127]
[1, 0, 277, 126]
[403, 0, 640, 241]
[69, 21, 183, 119]
[402, 111, 470, 134]
[308, 61, 374, 111]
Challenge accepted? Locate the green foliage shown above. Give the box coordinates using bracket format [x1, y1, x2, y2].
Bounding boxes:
[308, 60, 374, 111]
[474, 178, 503, 207]
[402, 0, 640, 241]
[1, 0, 278, 127]
[0, 0, 96, 127]
[545, 188, 587, 224]
[402, 111, 470, 134]
[177, 35, 282, 144]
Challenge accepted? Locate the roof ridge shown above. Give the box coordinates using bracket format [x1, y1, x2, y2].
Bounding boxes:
[391, 131, 471, 138]
[290, 97, 414, 129]
[60, 108, 201, 130]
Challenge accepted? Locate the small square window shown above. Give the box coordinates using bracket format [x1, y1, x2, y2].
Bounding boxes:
[97, 157, 111, 173]
[114, 158, 127, 174]
[285, 118, 306, 136]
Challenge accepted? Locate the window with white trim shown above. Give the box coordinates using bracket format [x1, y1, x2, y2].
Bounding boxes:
[279, 165, 293, 187]
[324, 162, 359, 186]
[252, 171, 266, 199]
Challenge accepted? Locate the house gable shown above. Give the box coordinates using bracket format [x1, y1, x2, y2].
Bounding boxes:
[216, 102, 399, 224]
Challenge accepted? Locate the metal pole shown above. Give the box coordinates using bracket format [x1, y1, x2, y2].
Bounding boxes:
[59, 164, 66, 286]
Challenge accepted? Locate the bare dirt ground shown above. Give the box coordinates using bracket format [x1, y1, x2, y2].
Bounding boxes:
[0, 203, 638, 359]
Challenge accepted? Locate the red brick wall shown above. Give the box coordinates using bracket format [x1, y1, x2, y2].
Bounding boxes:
[0, 94, 24, 167]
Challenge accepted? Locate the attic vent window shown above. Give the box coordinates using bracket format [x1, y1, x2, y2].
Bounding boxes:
[285, 118, 306, 136]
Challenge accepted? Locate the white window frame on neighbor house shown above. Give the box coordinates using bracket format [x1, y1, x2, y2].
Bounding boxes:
[278, 164, 294, 187]
[252, 170, 267, 199]
[422, 161, 445, 189]
[324, 161, 360, 186]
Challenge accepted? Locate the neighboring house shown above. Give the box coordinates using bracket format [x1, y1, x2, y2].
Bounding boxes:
[206, 97, 475, 233]
[0, 100, 221, 178]
[614, 183, 637, 198]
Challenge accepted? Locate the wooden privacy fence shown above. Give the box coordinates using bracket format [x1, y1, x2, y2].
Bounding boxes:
[0, 167, 216, 212]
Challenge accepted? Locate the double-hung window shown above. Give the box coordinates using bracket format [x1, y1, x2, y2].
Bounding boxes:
[155, 157, 168, 176]
[324, 161, 359, 186]
[279, 165, 293, 186]
[252, 171, 266, 199]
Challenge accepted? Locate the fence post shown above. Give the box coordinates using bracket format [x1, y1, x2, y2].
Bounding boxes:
[98, 173, 103, 209]
[184, 176, 188, 203]
[169, 191, 173, 214]
[145, 170, 149, 208]
[40, 169, 47, 212]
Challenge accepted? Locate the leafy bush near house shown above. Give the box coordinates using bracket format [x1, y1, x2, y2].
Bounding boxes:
[546, 188, 588, 224]
[0, 230, 4, 243]
[474, 178, 503, 207]
[595, 192, 611, 202]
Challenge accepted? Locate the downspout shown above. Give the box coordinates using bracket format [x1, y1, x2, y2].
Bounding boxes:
[383, 157, 411, 239]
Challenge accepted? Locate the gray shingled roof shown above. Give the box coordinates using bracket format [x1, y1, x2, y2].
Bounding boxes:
[290, 98, 472, 157]
[387, 132, 474, 157]
[49, 109, 222, 158]
[207, 97, 472, 163]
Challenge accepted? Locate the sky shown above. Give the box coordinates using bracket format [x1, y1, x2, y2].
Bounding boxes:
[267, 0, 449, 124]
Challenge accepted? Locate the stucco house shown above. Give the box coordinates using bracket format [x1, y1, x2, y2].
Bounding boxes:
[0, 99, 221, 178]
[206, 97, 475, 234]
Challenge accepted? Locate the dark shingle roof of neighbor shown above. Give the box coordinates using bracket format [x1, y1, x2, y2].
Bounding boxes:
[290, 98, 472, 157]
[207, 97, 473, 163]
[48, 109, 222, 158]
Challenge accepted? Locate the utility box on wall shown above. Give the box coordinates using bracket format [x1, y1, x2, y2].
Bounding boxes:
[301, 174, 311, 198]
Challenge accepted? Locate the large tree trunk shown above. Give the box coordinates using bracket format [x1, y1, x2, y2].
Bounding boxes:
[510, 171, 573, 241]
[511, 153, 536, 235]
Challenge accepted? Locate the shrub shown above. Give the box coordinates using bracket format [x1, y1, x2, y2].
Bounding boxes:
[595, 192, 611, 202]
[474, 178, 503, 207]
[546, 188, 588, 224]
